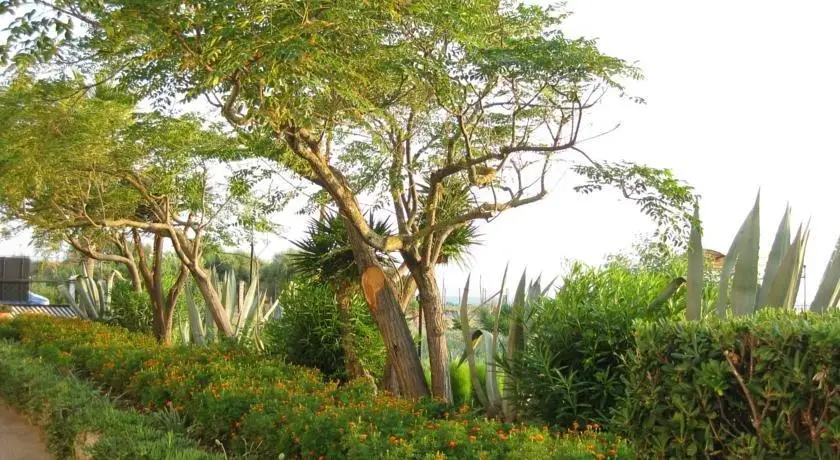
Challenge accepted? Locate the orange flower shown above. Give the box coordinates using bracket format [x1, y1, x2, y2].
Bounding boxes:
[448, 440, 457, 449]
[468, 436, 477, 444]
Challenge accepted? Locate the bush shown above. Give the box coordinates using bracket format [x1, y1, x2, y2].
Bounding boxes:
[264, 281, 385, 380]
[507, 259, 692, 428]
[0, 339, 217, 459]
[107, 279, 153, 333]
[8, 315, 634, 459]
[618, 309, 840, 459]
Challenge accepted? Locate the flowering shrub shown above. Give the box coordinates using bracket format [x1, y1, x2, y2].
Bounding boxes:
[9, 315, 632, 459]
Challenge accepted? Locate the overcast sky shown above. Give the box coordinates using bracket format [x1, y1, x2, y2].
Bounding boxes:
[3, 0, 839, 304]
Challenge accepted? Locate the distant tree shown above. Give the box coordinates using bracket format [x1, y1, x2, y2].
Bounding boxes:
[0, 77, 262, 342]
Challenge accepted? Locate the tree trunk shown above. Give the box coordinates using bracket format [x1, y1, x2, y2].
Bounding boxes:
[343, 216, 429, 399]
[190, 265, 235, 337]
[410, 262, 453, 404]
[337, 284, 367, 380]
[151, 302, 175, 345]
[83, 256, 96, 278]
[125, 261, 143, 293]
[148, 284, 169, 343]
[381, 274, 418, 395]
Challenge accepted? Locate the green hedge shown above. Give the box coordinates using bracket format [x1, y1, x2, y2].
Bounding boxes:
[507, 261, 687, 428]
[0, 340, 217, 460]
[618, 309, 840, 459]
[7, 315, 632, 459]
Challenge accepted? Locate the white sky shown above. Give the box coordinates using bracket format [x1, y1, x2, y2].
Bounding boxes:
[3, 0, 839, 304]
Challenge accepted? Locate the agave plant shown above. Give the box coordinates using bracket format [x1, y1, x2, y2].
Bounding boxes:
[59, 265, 123, 320]
[455, 266, 555, 420]
[685, 192, 840, 318]
[181, 269, 279, 350]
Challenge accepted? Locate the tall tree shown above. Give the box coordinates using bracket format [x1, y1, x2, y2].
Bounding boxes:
[1, 0, 696, 401]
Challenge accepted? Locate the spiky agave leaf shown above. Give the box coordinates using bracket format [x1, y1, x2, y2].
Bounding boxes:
[503, 269, 528, 422]
[685, 205, 704, 320]
[458, 275, 489, 408]
[730, 193, 760, 316]
[715, 192, 760, 317]
[811, 233, 840, 311]
[756, 205, 791, 308]
[763, 225, 805, 309]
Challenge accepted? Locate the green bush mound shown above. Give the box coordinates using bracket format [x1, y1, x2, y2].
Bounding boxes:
[618, 309, 840, 459]
[0, 340, 217, 460]
[7, 315, 632, 459]
[508, 261, 688, 428]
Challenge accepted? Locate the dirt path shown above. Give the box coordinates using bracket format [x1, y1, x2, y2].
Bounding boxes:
[0, 402, 53, 460]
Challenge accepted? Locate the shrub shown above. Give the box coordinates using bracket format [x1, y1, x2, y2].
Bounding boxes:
[506, 259, 693, 428]
[618, 309, 840, 459]
[264, 281, 385, 380]
[8, 315, 634, 459]
[106, 280, 153, 333]
[0, 340, 217, 459]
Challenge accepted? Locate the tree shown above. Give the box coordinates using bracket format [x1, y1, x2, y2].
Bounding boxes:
[0, 76, 258, 342]
[1, 0, 696, 402]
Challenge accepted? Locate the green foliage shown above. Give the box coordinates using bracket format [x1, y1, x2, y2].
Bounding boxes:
[0, 341, 217, 459]
[7, 315, 634, 459]
[289, 213, 392, 286]
[506, 254, 714, 428]
[106, 279, 153, 333]
[618, 309, 840, 459]
[264, 281, 385, 381]
[449, 360, 473, 407]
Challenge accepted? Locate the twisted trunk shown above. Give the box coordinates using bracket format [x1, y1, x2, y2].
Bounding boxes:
[343, 216, 429, 398]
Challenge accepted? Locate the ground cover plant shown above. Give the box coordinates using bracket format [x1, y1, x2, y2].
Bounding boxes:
[6, 314, 633, 459]
[0, 339, 217, 460]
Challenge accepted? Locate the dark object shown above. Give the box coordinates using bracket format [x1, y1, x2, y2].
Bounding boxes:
[0, 257, 30, 303]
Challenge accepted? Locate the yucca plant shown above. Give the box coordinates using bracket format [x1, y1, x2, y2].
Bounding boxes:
[686, 192, 840, 318]
[59, 265, 123, 320]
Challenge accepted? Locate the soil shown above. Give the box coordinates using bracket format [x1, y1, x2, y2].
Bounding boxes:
[0, 402, 53, 460]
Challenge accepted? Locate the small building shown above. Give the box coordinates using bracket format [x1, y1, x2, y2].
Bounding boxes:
[0, 256, 78, 318]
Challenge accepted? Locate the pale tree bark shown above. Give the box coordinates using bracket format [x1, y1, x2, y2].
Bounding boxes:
[133, 231, 190, 344]
[67, 234, 143, 292]
[167, 227, 235, 337]
[382, 272, 417, 395]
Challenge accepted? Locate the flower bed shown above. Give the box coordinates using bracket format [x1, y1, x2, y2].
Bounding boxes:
[5, 315, 631, 459]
